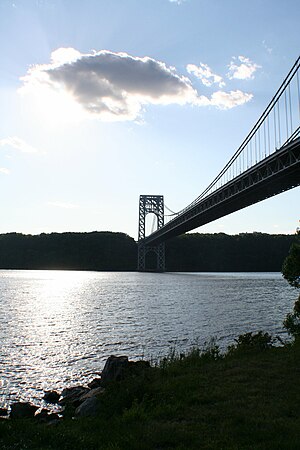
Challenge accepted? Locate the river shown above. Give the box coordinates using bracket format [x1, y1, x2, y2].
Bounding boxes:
[0, 270, 295, 409]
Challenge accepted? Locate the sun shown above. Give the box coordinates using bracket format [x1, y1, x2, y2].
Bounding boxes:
[18, 81, 88, 129]
[18, 48, 89, 128]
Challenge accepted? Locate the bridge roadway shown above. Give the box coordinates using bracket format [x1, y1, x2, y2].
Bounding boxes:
[142, 137, 300, 246]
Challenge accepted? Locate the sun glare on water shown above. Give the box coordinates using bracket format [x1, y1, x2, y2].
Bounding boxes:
[34, 270, 91, 310]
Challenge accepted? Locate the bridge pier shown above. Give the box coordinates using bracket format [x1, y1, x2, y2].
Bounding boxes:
[138, 195, 165, 272]
[137, 242, 165, 272]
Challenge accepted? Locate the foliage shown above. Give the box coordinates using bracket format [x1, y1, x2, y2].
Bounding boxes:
[0, 231, 295, 272]
[159, 338, 221, 370]
[283, 294, 300, 338]
[282, 231, 300, 338]
[282, 240, 300, 289]
[227, 331, 275, 355]
[0, 231, 137, 271]
[166, 232, 295, 272]
[3, 341, 300, 449]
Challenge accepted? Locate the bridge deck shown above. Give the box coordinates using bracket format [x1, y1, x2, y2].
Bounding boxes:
[142, 137, 300, 246]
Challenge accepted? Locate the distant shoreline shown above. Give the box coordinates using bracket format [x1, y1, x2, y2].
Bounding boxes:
[0, 231, 295, 272]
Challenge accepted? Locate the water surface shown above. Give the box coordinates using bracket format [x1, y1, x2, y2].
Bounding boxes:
[0, 270, 295, 408]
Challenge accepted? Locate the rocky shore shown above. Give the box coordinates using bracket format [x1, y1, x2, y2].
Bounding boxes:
[0, 355, 150, 423]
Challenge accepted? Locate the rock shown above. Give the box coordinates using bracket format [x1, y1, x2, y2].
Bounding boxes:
[78, 387, 105, 403]
[75, 397, 100, 417]
[101, 355, 129, 385]
[100, 356, 151, 386]
[128, 360, 151, 373]
[10, 402, 38, 419]
[35, 409, 60, 423]
[43, 390, 60, 403]
[0, 408, 8, 416]
[35, 409, 50, 421]
[88, 377, 102, 389]
[45, 413, 61, 424]
[59, 386, 90, 407]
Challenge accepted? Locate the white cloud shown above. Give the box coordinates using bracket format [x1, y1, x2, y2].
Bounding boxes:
[0, 167, 10, 175]
[48, 201, 79, 209]
[196, 90, 253, 110]
[20, 48, 198, 122]
[169, 0, 186, 4]
[227, 56, 261, 80]
[0, 136, 39, 153]
[20, 48, 253, 121]
[50, 47, 81, 65]
[210, 90, 253, 109]
[186, 62, 225, 88]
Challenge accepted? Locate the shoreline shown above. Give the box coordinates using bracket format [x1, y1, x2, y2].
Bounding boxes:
[1, 333, 300, 449]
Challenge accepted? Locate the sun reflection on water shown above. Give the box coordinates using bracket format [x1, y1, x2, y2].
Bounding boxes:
[0, 270, 100, 407]
[0, 270, 294, 409]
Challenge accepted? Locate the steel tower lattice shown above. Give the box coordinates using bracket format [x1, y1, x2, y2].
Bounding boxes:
[138, 195, 165, 272]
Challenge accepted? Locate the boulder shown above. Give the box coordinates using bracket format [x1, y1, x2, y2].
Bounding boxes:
[10, 402, 38, 419]
[43, 390, 60, 403]
[128, 360, 151, 373]
[78, 387, 105, 403]
[88, 377, 102, 389]
[59, 386, 89, 407]
[0, 408, 8, 416]
[35, 409, 50, 421]
[35, 409, 60, 423]
[100, 355, 129, 385]
[45, 413, 61, 424]
[75, 397, 100, 417]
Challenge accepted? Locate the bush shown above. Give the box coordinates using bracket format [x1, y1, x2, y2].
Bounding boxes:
[283, 294, 300, 338]
[282, 233, 300, 338]
[227, 331, 274, 355]
[282, 239, 300, 289]
[159, 338, 221, 370]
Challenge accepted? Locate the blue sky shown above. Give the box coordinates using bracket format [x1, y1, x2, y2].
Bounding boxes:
[0, 0, 299, 239]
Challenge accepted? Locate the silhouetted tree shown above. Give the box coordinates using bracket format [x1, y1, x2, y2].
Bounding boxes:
[0, 231, 296, 272]
[282, 231, 300, 288]
[282, 231, 300, 338]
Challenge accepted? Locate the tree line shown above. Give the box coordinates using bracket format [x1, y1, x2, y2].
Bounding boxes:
[165, 232, 296, 272]
[0, 231, 296, 272]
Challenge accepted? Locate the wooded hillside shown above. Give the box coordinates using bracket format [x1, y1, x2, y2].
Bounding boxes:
[0, 231, 295, 272]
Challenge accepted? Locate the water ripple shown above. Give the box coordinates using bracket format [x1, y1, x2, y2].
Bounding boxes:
[0, 270, 295, 407]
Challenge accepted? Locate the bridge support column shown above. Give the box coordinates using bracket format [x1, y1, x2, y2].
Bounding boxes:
[138, 195, 165, 272]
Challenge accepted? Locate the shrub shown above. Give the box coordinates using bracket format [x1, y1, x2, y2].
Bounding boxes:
[283, 294, 300, 338]
[282, 233, 300, 338]
[282, 239, 300, 289]
[227, 331, 274, 355]
[158, 338, 221, 370]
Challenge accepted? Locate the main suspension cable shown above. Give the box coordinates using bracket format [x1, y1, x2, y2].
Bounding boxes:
[164, 204, 179, 216]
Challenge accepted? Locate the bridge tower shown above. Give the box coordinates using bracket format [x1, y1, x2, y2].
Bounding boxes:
[138, 195, 165, 272]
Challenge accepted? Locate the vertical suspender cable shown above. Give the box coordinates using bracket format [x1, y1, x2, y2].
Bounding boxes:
[255, 133, 257, 163]
[277, 100, 281, 147]
[267, 115, 271, 155]
[263, 120, 267, 157]
[284, 88, 288, 142]
[273, 103, 277, 149]
[288, 83, 293, 136]
[297, 70, 300, 121]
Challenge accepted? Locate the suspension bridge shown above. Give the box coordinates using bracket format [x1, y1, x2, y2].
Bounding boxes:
[138, 57, 300, 272]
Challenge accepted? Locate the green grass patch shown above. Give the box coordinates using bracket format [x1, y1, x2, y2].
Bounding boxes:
[2, 337, 300, 449]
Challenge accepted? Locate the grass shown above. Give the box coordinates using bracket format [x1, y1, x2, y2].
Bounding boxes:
[1, 336, 300, 449]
